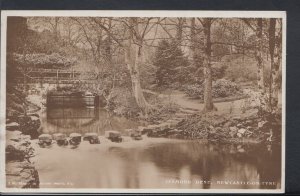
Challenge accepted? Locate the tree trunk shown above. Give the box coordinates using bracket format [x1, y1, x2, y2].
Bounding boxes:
[255, 19, 266, 111]
[268, 18, 276, 111]
[202, 19, 215, 112]
[255, 19, 265, 92]
[125, 18, 149, 114]
[190, 18, 196, 65]
[106, 18, 112, 64]
[176, 18, 184, 44]
[271, 19, 282, 109]
[54, 17, 60, 41]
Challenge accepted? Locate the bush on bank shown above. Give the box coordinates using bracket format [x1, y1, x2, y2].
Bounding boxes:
[184, 79, 243, 99]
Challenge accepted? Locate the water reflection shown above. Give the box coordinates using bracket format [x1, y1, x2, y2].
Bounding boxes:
[35, 108, 281, 189]
[40, 108, 142, 135]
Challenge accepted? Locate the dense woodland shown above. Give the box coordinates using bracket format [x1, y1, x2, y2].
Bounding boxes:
[7, 17, 283, 141]
[8, 17, 282, 108]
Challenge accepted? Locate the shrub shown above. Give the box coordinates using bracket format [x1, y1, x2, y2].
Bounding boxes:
[212, 63, 228, 79]
[221, 54, 257, 82]
[106, 87, 140, 118]
[8, 53, 76, 69]
[184, 79, 242, 99]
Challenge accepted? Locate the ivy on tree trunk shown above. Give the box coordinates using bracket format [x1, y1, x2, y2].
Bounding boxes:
[125, 18, 150, 114]
[202, 18, 216, 112]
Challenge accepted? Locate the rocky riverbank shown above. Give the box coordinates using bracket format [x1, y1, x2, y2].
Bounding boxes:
[137, 108, 281, 145]
[6, 131, 40, 188]
[5, 112, 41, 188]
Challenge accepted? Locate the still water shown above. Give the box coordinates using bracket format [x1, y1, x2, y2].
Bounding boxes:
[33, 108, 281, 189]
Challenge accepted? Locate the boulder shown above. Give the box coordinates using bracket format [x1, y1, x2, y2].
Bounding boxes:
[245, 120, 253, 125]
[147, 130, 159, 138]
[238, 128, 247, 134]
[6, 131, 35, 161]
[140, 128, 151, 135]
[6, 122, 20, 131]
[173, 117, 184, 122]
[175, 113, 187, 118]
[215, 127, 222, 132]
[7, 131, 22, 142]
[147, 124, 161, 131]
[167, 129, 181, 135]
[137, 126, 145, 132]
[141, 125, 159, 135]
[157, 122, 171, 130]
[6, 161, 39, 188]
[233, 116, 241, 121]
[18, 115, 41, 139]
[6, 137, 34, 161]
[229, 126, 238, 133]
[6, 125, 39, 188]
[166, 119, 180, 128]
[6, 144, 26, 161]
[237, 123, 243, 128]
[124, 129, 134, 136]
[258, 121, 267, 128]
[223, 121, 232, 128]
[237, 133, 243, 138]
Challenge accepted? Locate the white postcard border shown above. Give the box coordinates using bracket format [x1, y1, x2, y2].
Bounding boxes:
[0, 10, 286, 194]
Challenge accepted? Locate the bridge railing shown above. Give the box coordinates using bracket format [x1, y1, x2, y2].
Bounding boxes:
[13, 65, 125, 84]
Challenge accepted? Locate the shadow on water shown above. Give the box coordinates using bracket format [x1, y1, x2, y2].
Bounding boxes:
[108, 141, 281, 189]
[36, 107, 281, 189]
[41, 107, 142, 135]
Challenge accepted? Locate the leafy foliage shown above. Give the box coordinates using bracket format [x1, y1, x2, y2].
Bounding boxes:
[106, 87, 140, 117]
[9, 53, 76, 69]
[222, 54, 257, 82]
[184, 79, 243, 99]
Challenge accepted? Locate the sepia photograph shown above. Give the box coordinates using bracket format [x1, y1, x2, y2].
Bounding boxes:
[0, 11, 285, 193]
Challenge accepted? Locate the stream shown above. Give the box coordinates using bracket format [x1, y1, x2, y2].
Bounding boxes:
[31, 107, 281, 189]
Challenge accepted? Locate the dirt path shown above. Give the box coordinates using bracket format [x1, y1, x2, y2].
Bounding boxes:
[158, 90, 246, 115]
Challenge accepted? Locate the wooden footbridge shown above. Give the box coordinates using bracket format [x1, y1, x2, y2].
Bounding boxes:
[15, 68, 111, 84]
